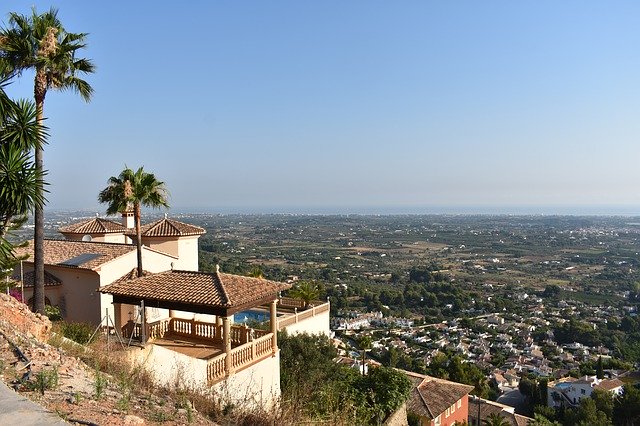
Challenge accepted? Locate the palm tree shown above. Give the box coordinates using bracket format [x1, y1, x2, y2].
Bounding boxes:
[288, 280, 320, 309]
[358, 335, 372, 375]
[98, 167, 169, 277]
[482, 413, 510, 426]
[0, 7, 94, 313]
[0, 82, 46, 274]
[247, 266, 265, 279]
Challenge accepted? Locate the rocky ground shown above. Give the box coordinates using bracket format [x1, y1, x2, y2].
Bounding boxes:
[0, 293, 214, 425]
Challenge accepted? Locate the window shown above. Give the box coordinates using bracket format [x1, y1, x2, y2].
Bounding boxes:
[445, 408, 450, 417]
[581, 389, 586, 395]
[457, 399, 462, 409]
[451, 403, 455, 413]
[435, 415, 441, 426]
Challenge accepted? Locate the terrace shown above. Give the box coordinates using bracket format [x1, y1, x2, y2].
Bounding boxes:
[119, 296, 331, 384]
[101, 268, 291, 386]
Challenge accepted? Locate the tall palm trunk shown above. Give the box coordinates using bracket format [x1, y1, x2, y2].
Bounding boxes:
[32, 71, 46, 314]
[134, 202, 143, 277]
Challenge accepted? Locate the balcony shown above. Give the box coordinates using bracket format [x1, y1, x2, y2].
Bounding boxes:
[122, 316, 274, 385]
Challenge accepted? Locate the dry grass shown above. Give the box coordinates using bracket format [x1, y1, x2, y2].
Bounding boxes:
[47, 333, 324, 424]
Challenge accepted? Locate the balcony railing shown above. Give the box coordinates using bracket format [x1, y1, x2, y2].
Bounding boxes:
[121, 317, 275, 385]
[207, 333, 274, 384]
[277, 300, 330, 329]
[122, 317, 268, 345]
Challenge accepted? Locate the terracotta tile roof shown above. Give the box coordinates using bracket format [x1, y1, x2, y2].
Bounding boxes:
[59, 218, 126, 234]
[14, 239, 136, 271]
[113, 268, 152, 283]
[404, 370, 474, 419]
[468, 398, 534, 425]
[125, 218, 206, 237]
[595, 378, 624, 391]
[11, 270, 62, 287]
[100, 269, 290, 309]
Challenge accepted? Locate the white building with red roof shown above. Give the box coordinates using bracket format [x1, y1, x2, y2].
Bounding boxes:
[13, 213, 204, 324]
[12, 212, 331, 406]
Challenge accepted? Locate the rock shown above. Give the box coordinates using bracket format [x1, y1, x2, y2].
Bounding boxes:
[0, 293, 52, 342]
[123, 414, 145, 424]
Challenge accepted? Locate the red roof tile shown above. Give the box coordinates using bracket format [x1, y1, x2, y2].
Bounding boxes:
[125, 218, 206, 237]
[100, 269, 290, 310]
[59, 218, 125, 234]
[404, 371, 474, 419]
[11, 270, 62, 287]
[595, 378, 624, 391]
[15, 239, 136, 271]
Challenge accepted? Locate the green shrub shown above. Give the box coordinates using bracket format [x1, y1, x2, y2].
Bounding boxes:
[44, 305, 63, 321]
[30, 367, 59, 395]
[94, 370, 108, 399]
[116, 373, 132, 411]
[60, 322, 95, 344]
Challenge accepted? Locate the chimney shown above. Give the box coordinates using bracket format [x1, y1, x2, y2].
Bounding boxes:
[121, 210, 134, 229]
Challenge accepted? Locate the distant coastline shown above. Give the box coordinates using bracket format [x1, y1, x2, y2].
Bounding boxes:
[45, 204, 640, 217]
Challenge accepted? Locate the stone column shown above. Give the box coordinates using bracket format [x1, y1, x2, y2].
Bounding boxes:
[223, 315, 232, 375]
[216, 315, 223, 341]
[270, 299, 278, 354]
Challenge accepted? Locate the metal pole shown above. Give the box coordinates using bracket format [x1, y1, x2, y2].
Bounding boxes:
[106, 308, 109, 348]
[140, 300, 146, 345]
[477, 396, 481, 426]
[20, 261, 24, 303]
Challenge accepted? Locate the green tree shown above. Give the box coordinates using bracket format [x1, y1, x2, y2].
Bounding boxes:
[613, 385, 640, 426]
[288, 280, 320, 308]
[0, 7, 94, 313]
[448, 356, 467, 384]
[565, 397, 612, 426]
[596, 356, 604, 379]
[359, 335, 372, 375]
[247, 266, 264, 278]
[590, 388, 613, 420]
[483, 413, 510, 426]
[98, 167, 169, 277]
[529, 413, 561, 426]
[0, 87, 46, 274]
[359, 366, 411, 423]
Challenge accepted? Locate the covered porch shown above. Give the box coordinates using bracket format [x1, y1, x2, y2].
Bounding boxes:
[100, 269, 290, 385]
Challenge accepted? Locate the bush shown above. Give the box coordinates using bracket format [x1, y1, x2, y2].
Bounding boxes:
[44, 305, 62, 321]
[29, 367, 59, 395]
[60, 322, 95, 344]
[94, 370, 108, 399]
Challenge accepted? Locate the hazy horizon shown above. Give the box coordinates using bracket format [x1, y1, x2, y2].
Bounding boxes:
[46, 204, 640, 217]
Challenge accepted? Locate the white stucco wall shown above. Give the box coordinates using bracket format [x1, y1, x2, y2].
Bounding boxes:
[126, 344, 281, 409]
[141, 235, 200, 272]
[127, 343, 209, 390]
[213, 351, 281, 409]
[170, 310, 217, 323]
[176, 236, 200, 271]
[96, 247, 176, 324]
[281, 309, 331, 337]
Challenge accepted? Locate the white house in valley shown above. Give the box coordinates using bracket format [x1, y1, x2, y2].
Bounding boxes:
[548, 376, 625, 408]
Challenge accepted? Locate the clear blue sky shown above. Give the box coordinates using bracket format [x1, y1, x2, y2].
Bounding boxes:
[4, 1, 640, 214]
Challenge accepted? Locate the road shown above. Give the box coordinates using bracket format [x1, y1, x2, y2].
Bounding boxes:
[0, 382, 67, 425]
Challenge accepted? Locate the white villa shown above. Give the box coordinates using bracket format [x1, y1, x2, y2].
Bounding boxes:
[547, 375, 624, 408]
[13, 213, 331, 404]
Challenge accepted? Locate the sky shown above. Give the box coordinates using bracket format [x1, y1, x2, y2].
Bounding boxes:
[3, 1, 640, 214]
